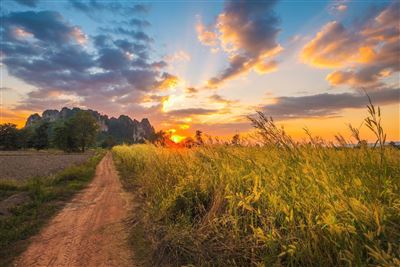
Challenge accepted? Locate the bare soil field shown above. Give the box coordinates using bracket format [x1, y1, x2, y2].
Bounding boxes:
[0, 151, 93, 180]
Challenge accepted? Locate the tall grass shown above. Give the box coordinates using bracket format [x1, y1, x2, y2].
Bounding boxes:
[113, 143, 399, 266]
[113, 103, 399, 266]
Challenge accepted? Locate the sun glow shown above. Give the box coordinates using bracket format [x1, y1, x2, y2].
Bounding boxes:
[170, 134, 186, 143]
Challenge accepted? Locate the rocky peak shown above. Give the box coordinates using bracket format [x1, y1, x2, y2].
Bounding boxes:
[25, 113, 41, 127]
[24, 107, 155, 143]
[42, 109, 60, 122]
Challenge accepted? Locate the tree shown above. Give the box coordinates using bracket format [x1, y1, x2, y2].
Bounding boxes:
[18, 127, 35, 149]
[53, 112, 99, 152]
[101, 135, 117, 148]
[32, 122, 50, 150]
[70, 111, 99, 152]
[149, 130, 169, 146]
[0, 123, 19, 150]
[53, 121, 78, 152]
[195, 130, 204, 146]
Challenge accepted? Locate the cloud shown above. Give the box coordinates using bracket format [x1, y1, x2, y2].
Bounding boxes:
[301, 2, 400, 88]
[329, 0, 348, 13]
[2, 11, 82, 45]
[185, 87, 198, 94]
[155, 73, 180, 90]
[0, 10, 179, 115]
[167, 108, 218, 117]
[164, 50, 191, 63]
[197, 0, 282, 88]
[190, 121, 252, 136]
[13, 0, 39, 7]
[69, 1, 149, 17]
[128, 18, 151, 28]
[196, 16, 218, 46]
[100, 27, 153, 43]
[259, 88, 400, 119]
[208, 94, 237, 105]
[0, 87, 13, 92]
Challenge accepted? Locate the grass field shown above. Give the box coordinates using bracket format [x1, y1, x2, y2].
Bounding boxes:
[0, 149, 105, 266]
[113, 143, 400, 266]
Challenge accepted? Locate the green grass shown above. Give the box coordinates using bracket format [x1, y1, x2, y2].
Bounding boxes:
[0, 149, 106, 266]
[113, 144, 400, 266]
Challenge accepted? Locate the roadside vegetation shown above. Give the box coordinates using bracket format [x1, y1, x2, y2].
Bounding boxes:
[0, 149, 106, 266]
[0, 110, 99, 152]
[113, 102, 400, 266]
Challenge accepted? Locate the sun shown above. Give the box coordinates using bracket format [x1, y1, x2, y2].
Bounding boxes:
[170, 134, 186, 143]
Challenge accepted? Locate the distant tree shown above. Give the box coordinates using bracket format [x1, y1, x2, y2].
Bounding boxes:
[231, 134, 240, 146]
[53, 121, 78, 152]
[101, 135, 117, 148]
[0, 123, 19, 150]
[195, 130, 204, 146]
[149, 130, 169, 146]
[32, 122, 50, 150]
[182, 137, 195, 148]
[70, 111, 99, 152]
[17, 127, 35, 148]
[388, 141, 399, 148]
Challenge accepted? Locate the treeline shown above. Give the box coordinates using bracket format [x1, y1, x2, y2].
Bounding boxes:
[0, 111, 99, 152]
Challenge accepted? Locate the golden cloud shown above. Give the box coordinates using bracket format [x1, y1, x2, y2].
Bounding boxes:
[301, 3, 399, 88]
[196, 17, 218, 47]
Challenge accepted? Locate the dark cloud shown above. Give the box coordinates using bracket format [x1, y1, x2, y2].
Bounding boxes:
[199, 0, 282, 87]
[123, 69, 158, 91]
[0, 10, 177, 114]
[99, 27, 153, 43]
[13, 0, 39, 7]
[97, 48, 129, 70]
[259, 88, 400, 119]
[128, 18, 151, 28]
[2, 11, 80, 45]
[167, 108, 218, 117]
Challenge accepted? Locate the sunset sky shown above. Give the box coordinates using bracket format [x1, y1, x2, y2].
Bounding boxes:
[1, 0, 399, 141]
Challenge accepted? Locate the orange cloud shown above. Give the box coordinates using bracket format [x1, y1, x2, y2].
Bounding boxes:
[179, 124, 190, 130]
[301, 21, 359, 68]
[301, 2, 400, 88]
[156, 73, 179, 90]
[70, 27, 87, 45]
[254, 60, 278, 74]
[196, 17, 218, 46]
[336, 4, 347, 12]
[14, 27, 33, 39]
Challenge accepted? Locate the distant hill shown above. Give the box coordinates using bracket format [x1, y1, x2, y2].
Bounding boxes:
[25, 107, 155, 143]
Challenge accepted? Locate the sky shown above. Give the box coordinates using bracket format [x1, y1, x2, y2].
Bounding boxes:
[1, 0, 399, 142]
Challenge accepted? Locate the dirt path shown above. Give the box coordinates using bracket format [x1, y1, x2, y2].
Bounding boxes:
[15, 152, 135, 267]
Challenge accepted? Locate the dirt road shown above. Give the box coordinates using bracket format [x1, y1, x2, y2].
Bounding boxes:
[15, 153, 135, 267]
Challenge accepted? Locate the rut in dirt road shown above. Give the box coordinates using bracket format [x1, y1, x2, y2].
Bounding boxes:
[15, 152, 135, 267]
